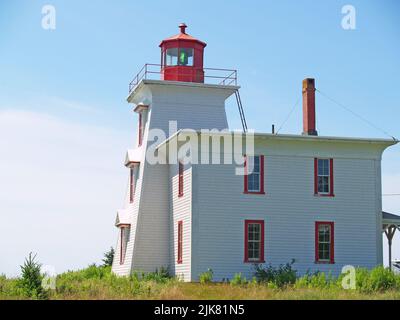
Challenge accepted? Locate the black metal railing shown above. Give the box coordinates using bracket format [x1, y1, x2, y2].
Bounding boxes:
[128, 64, 237, 94]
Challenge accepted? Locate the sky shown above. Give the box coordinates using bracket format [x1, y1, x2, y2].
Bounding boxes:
[0, 0, 399, 276]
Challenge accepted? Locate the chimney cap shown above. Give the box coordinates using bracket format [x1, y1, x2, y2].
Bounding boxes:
[303, 78, 315, 90]
[179, 23, 187, 34]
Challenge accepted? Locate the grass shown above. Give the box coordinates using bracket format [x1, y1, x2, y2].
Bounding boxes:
[1, 264, 400, 300]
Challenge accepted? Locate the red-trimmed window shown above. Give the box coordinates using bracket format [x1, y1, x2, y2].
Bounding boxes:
[178, 162, 184, 197]
[138, 113, 143, 146]
[314, 158, 334, 196]
[244, 220, 265, 263]
[315, 221, 334, 264]
[120, 225, 130, 265]
[244, 155, 265, 194]
[177, 221, 183, 264]
[129, 168, 135, 203]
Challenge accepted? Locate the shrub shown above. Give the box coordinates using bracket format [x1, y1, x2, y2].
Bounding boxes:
[82, 264, 111, 279]
[230, 273, 247, 286]
[253, 259, 297, 288]
[199, 268, 213, 284]
[141, 267, 171, 283]
[295, 271, 336, 289]
[18, 253, 47, 299]
[354, 267, 395, 292]
[102, 247, 115, 267]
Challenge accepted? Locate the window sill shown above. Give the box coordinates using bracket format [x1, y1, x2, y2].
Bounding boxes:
[244, 260, 265, 264]
[314, 261, 335, 264]
[244, 191, 266, 195]
[314, 193, 335, 198]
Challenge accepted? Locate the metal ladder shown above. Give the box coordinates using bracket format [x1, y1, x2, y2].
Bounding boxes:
[234, 89, 248, 133]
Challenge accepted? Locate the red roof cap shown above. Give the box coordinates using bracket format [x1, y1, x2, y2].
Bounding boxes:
[159, 23, 207, 47]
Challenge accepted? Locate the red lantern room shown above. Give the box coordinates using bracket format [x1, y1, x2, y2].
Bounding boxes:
[159, 23, 207, 83]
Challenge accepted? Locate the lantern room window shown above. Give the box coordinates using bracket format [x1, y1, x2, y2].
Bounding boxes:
[165, 48, 194, 66]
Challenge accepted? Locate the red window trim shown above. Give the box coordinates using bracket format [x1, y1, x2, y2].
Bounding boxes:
[244, 155, 265, 195]
[129, 168, 135, 203]
[178, 162, 184, 197]
[138, 112, 143, 146]
[177, 221, 183, 264]
[315, 221, 335, 264]
[244, 220, 265, 263]
[314, 158, 334, 197]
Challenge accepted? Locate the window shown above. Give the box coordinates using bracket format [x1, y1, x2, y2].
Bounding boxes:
[178, 48, 194, 66]
[315, 222, 334, 264]
[166, 48, 194, 66]
[120, 226, 130, 265]
[129, 168, 135, 203]
[178, 161, 184, 197]
[166, 48, 178, 66]
[244, 220, 265, 263]
[244, 155, 265, 194]
[314, 158, 334, 196]
[177, 221, 183, 264]
[138, 113, 143, 146]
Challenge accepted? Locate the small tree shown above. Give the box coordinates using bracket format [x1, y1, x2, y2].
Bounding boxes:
[19, 252, 47, 299]
[102, 247, 114, 267]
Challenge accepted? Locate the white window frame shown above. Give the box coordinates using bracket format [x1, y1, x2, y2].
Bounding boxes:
[317, 158, 330, 195]
[247, 156, 261, 193]
[247, 223, 262, 261]
[317, 224, 331, 262]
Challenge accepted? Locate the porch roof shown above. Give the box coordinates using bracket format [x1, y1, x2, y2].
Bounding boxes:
[383, 211, 400, 226]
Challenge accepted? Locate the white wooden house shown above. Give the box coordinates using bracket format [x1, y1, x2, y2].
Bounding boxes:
[111, 24, 398, 281]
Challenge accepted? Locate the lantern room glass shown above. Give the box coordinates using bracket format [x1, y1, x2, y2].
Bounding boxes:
[165, 48, 194, 66]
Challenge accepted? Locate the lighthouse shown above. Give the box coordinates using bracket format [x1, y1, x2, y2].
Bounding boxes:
[112, 24, 397, 281]
[112, 24, 239, 278]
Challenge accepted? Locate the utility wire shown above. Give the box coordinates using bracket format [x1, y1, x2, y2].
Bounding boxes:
[316, 88, 397, 141]
[276, 96, 301, 134]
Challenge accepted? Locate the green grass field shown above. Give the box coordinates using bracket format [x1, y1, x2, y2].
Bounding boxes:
[1, 263, 400, 300]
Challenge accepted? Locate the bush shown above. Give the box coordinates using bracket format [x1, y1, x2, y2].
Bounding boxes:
[102, 247, 115, 267]
[18, 253, 47, 299]
[82, 264, 111, 279]
[295, 271, 336, 289]
[199, 268, 213, 284]
[253, 259, 297, 288]
[356, 266, 397, 292]
[230, 273, 247, 286]
[140, 267, 171, 283]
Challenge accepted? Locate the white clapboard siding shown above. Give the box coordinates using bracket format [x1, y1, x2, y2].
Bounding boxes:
[169, 163, 192, 281]
[191, 139, 387, 281]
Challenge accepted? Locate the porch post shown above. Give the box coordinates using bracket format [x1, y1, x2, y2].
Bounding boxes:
[384, 225, 397, 271]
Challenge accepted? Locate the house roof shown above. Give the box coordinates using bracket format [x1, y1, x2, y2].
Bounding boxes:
[383, 211, 400, 226]
[115, 209, 131, 227]
[125, 147, 144, 167]
[156, 129, 398, 150]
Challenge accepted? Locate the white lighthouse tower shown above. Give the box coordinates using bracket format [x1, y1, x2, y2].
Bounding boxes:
[112, 24, 239, 278]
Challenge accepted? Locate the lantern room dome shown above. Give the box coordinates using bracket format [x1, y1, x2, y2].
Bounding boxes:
[159, 23, 207, 48]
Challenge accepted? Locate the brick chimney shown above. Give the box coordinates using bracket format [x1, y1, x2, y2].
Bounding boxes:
[302, 78, 318, 136]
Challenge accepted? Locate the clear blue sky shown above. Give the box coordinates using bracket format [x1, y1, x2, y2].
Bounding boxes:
[0, 0, 399, 276]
